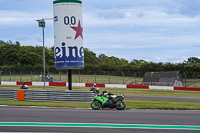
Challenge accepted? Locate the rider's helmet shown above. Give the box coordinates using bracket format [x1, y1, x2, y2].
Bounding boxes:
[102, 90, 107, 95]
[93, 83, 96, 87]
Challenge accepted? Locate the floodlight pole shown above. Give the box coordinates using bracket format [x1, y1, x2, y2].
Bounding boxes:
[42, 24, 45, 90]
[36, 18, 46, 90]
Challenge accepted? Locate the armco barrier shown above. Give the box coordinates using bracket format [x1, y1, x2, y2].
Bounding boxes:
[0, 89, 93, 102]
[72, 83, 85, 87]
[0, 89, 17, 99]
[16, 90, 93, 102]
[105, 84, 126, 88]
[85, 83, 105, 88]
[1, 81, 200, 91]
[85, 83, 93, 87]
[174, 87, 200, 91]
[17, 82, 32, 86]
[49, 82, 66, 87]
[32, 82, 49, 86]
[1, 81, 16, 85]
[149, 86, 174, 90]
[127, 85, 149, 89]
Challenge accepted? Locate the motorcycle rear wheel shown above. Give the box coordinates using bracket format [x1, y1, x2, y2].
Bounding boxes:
[91, 100, 101, 110]
[116, 101, 126, 110]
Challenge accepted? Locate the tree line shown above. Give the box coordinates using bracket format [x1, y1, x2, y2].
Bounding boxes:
[0, 40, 200, 76]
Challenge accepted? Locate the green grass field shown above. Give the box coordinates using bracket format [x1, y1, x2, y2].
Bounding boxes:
[1, 85, 200, 110]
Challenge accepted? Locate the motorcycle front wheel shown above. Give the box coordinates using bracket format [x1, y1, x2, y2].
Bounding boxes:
[91, 100, 101, 110]
[116, 101, 126, 110]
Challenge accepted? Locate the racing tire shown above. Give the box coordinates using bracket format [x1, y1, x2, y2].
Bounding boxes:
[116, 101, 126, 110]
[91, 100, 102, 110]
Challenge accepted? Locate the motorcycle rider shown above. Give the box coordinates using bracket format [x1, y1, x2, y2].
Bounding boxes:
[91, 83, 97, 88]
[20, 82, 28, 89]
[102, 90, 114, 99]
[101, 90, 115, 108]
[90, 83, 99, 93]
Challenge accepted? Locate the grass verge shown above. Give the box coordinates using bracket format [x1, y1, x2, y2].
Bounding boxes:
[0, 99, 200, 110]
[0, 99, 91, 108]
[1, 86, 200, 110]
[125, 99, 200, 110]
[1, 85, 200, 98]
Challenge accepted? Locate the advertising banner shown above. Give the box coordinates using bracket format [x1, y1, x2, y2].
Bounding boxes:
[53, 0, 84, 70]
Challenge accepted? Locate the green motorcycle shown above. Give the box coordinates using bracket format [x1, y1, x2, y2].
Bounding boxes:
[91, 93, 126, 110]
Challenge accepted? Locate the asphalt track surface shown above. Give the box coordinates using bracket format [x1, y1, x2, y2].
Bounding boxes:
[0, 106, 200, 133]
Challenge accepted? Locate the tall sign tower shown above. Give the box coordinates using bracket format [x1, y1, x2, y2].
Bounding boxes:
[53, 0, 84, 90]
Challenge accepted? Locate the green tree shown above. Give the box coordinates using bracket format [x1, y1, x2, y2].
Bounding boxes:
[184, 57, 200, 64]
[3, 41, 20, 65]
[19, 52, 42, 66]
[84, 48, 99, 64]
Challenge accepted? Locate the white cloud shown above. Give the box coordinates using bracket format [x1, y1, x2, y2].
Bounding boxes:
[16, 34, 42, 42]
[0, 0, 199, 63]
[160, 0, 200, 17]
[83, 7, 199, 32]
[0, 10, 53, 26]
[16, 35, 54, 47]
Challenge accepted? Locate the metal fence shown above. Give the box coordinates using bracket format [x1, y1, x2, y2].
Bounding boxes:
[0, 71, 140, 85]
[0, 71, 200, 87]
[0, 89, 94, 102]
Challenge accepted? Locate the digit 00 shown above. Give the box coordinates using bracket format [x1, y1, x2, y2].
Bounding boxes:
[64, 16, 76, 25]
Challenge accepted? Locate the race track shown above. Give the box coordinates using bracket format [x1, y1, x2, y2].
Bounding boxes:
[0, 106, 200, 132]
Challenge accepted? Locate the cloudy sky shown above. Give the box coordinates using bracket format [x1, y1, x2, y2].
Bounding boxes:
[0, 0, 200, 63]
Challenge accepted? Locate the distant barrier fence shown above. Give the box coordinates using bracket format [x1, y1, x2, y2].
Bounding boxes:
[0, 89, 94, 102]
[0, 71, 140, 85]
[1, 71, 200, 87]
[1, 81, 200, 94]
